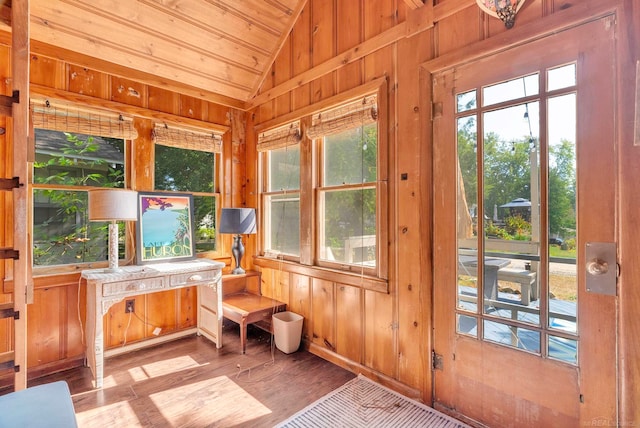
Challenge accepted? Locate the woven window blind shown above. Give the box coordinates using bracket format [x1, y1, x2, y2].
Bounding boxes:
[153, 123, 223, 153]
[256, 121, 301, 152]
[306, 95, 378, 140]
[30, 98, 138, 140]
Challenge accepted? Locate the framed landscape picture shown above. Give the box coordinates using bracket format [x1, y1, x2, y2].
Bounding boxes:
[137, 192, 196, 263]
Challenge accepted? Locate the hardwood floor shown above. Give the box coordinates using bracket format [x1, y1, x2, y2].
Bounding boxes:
[24, 322, 356, 427]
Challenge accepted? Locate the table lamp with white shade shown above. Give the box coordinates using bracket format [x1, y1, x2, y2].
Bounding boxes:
[219, 208, 257, 275]
[88, 189, 138, 272]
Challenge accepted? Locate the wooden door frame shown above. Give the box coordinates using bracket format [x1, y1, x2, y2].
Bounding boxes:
[419, 1, 629, 424]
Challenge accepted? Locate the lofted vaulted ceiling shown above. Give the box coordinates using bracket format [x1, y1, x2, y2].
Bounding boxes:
[0, 0, 307, 108]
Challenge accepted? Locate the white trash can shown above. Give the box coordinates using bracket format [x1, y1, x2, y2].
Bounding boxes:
[272, 311, 303, 354]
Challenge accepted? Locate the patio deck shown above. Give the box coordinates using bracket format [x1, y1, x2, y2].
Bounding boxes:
[457, 286, 578, 363]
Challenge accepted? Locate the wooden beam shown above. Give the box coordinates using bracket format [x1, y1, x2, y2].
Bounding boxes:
[248, 0, 476, 108]
[31, 84, 229, 134]
[11, 0, 30, 391]
[403, 0, 425, 10]
[407, 1, 435, 37]
[433, 0, 475, 22]
[254, 77, 387, 133]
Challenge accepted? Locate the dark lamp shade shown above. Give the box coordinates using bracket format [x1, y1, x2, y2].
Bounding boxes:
[219, 208, 257, 235]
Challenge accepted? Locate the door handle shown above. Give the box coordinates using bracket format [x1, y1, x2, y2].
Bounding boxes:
[585, 242, 617, 296]
[586, 259, 609, 275]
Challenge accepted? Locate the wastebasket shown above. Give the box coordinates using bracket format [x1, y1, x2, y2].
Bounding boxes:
[272, 311, 303, 354]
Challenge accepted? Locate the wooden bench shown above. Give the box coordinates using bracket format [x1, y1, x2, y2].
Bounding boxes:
[221, 272, 286, 354]
[497, 267, 538, 305]
[459, 264, 537, 305]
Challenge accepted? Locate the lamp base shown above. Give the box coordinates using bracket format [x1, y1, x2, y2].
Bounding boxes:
[231, 266, 246, 275]
[230, 234, 246, 275]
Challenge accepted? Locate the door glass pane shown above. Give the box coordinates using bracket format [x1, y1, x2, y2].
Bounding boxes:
[547, 94, 577, 334]
[483, 320, 541, 353]
[457, 90, 476, 113]
[483, 102, 540, 324]
[457, 314, 478, 338]
[548, 64, 576, 91]
[457, 115, 478, 314]
[483, 74, 539, 106]
[453, 64, 579, 360]
[548, 335, 578, 365]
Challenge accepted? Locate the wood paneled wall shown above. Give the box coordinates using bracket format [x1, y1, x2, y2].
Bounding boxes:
[250, 0, 640, 413]
[0, 43, 245, 386]
[0, 1, 637, 423]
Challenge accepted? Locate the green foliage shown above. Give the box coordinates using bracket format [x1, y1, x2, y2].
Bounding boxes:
[457, 119, 577, 244]
[548, 140, 576, 236]
[154, 145, 216, 252]
[484, 222, 511, 240]
[322, 124, 377, 257]
[32, 132, 125, 265]
[504, 214, 531, 237]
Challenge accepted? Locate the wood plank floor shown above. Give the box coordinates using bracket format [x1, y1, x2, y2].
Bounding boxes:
[23, 322, 356, 427]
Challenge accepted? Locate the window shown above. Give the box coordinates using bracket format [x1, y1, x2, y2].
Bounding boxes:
[258, 122, 301, 259]
[259, 90, 386, 279]
[31, 100, 136, 267]
[455, 64, 578, 363]
[153, 123, 222, 254]
[313, 101, 378, 273]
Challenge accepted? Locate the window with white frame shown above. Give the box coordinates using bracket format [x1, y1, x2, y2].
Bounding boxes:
[309, 95, 379, 273]
[31, 99, 136, 267]
[258, 92, 386, 278]
[153, 123, 223, 254]
[258, 122, 301, 259]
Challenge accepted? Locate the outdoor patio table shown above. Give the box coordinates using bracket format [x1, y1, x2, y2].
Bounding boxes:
[458, 255, 510, 301]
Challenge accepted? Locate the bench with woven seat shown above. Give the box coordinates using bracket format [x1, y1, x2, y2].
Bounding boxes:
[221, 272, 286, 354]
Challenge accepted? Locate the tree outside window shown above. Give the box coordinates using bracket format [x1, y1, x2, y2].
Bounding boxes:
[32, 129, 125, 266]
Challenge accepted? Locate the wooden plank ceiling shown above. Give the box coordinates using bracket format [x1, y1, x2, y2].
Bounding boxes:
[0, 0, 306, 106]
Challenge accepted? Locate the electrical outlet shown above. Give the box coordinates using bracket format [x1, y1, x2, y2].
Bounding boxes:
[125, 299, 135, 314]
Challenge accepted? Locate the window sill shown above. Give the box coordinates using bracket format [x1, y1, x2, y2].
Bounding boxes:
[254, 256, 389, 294]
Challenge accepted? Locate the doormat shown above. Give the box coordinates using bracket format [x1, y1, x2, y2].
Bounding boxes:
[275, 374, 471, 428]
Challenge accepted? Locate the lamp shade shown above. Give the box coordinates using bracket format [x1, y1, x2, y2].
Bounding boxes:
[219, 208, 257, 235]
[88, 189, 138, 221]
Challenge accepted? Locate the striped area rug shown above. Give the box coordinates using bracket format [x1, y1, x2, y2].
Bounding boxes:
[276, 374, 471, 428]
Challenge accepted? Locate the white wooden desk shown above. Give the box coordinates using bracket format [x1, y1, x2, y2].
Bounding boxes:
[82, 259, 225, 388]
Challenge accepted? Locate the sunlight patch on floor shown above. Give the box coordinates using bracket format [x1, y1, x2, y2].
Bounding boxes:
[141, 355, 205, 378]
[75, 400, 140, 427]
[149, 375, 272, 426]
[100, 355, 205, 387]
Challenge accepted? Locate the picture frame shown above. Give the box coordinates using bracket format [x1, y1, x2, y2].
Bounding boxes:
[136, 191, 196, 264]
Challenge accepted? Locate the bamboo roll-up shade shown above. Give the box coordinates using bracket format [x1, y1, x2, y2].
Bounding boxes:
[257, 121, 301, 152]
[306, 95, 378, 140]
[153, 123, 223, 153]
[30, 98, 138, 140]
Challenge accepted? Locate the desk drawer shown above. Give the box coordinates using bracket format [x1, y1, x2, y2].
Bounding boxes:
[170, 269, 220, 288]
[102, 277, 165, 296]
